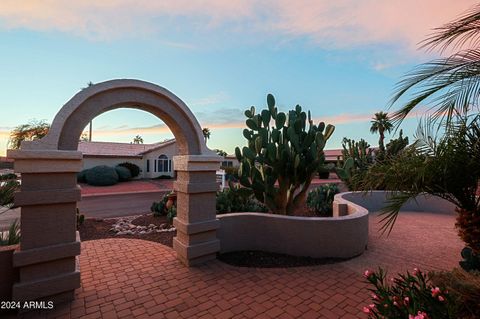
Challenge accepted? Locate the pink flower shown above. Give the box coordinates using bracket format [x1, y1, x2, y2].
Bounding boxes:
[413, 267, 420, 275]
[393, 301, 399, 307]
[414, 311, 428, 319]
[409, 311, 428, 319]
[431, 287, 441, 297]
[364, 270, 372, 278]
[404, 297, 410, 304]
[438, 295, 445, 302]
[371, 293, 378, 300]
[362, 306, 371, 314]
[369, 304, 375, 309]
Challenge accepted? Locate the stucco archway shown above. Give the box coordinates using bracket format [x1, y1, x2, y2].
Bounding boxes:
[7, 79, 221, 303]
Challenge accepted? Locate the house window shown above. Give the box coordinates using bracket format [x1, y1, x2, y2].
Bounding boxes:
[146, 159, 150, 173]
[157, 155, 170, 172]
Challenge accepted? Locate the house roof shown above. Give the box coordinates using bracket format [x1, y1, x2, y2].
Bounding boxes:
[78, 139, 175, 158]
[324, 149, 343, 161]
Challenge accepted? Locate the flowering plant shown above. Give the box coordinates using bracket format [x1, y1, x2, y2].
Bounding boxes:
[363, 268, 454, 319]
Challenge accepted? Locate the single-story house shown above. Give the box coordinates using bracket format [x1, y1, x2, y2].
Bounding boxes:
[78, 139, 177, 179]
[223, 149, 343, 168]
[77, 138, 344, 179]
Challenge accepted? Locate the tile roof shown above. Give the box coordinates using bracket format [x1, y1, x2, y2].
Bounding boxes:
[226, 149, 344, 161]
[78, 139, 175, 157]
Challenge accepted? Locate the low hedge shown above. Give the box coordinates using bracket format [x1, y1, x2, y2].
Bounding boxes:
[115, 166, 132, 181]
[85, 165, 119, 186]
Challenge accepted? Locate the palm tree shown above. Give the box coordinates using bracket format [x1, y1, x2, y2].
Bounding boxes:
[132, 135, 144, 144]
[390, 4, 480, 126]
[202, 127, 211, 143]
[370, 112, 393, 154]
[374, 4, 480, 262]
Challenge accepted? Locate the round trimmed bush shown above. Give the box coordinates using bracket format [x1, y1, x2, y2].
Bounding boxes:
[85, 165, 119, 186]
[118, 162, 140, 178]
[115, 166, 132, 181]
[77, 169, 89, 183]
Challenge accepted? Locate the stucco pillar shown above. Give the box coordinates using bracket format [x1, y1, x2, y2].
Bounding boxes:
[172, 155, 221, 266]
[7, 149, 82, 303]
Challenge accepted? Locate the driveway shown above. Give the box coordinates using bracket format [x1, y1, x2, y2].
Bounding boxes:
[78, 192, 167, 219]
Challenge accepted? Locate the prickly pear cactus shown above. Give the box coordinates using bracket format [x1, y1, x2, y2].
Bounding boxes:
[235, 94, 335, 215]
[336, 138, 373, 190]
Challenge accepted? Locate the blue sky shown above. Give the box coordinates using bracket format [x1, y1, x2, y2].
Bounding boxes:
[0, 1, 475, 156]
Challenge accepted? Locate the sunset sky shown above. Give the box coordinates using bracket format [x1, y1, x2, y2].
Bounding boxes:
[0, 1, 476, 156]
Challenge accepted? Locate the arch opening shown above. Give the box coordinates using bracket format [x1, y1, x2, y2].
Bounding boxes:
[6, 79, 221, 304]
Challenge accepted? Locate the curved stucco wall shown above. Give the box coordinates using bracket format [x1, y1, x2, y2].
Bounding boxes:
[217, 191, 455, 259]
[217, 210, 369, 259]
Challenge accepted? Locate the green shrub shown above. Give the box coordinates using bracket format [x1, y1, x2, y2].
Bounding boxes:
[166, 206, 176, 224]
[459, 247, 480, 272]
[151, 193, 169, 217]
[0, 179, 19, 207]
[318, 166, 330, 179]
[115, 166, 132, 181]
[222, 166, 239, 182]
[151, 192, 177, 225]
[0, 219, 20, 246]
[85, 165, 119, 186]
[216, 183, 267, 214]
[306, 184, 339, 216]
[0, 173, 17, 181]
[363, 267, 455, 318]
[118, 162, 140, 178]
[76, 169, 89, 183]
[223, 166, 238, 176]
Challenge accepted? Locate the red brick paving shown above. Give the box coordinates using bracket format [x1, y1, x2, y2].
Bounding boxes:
[24, 211, 463, 318]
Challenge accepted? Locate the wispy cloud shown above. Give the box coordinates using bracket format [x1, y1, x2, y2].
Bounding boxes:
[188, 91, 229, 107]
[0, 1, 475, 55]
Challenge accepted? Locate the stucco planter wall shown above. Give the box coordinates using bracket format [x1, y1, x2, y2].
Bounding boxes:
[217, 191, 455, 260]
[217, 209, 369, 259]
[0, 244, 19, 301]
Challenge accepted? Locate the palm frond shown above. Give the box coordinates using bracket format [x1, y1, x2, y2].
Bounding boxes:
[378, 192, 417, 235]
[413, 117, 440, 156]
[421, 4, 480, 53]
[390, 49, 480, 126]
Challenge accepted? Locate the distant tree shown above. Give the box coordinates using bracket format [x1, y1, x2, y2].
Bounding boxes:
[214, 149, 227, 157]
[385, 129, 409, 158]
[8, 120, 50, 149]
[202, 127, 211, 142]
[370, 112, 393, 154]
[79, 132, 89, 142]
[132, 135, 144, 144]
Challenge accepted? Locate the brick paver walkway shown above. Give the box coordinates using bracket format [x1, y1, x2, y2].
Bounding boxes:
[25, 211, 463, 319]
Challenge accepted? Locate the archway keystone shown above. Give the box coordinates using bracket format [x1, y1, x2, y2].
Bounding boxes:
[7, 79, 221, 303]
